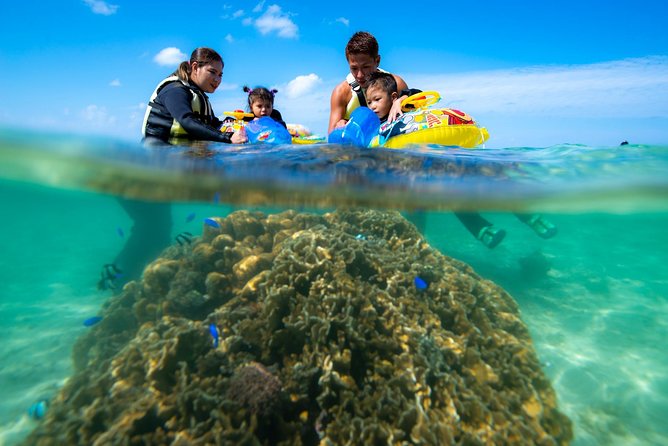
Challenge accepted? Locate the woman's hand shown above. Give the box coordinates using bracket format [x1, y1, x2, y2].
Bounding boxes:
[231, 127, 248, 144]
[387, 97, 406, 123]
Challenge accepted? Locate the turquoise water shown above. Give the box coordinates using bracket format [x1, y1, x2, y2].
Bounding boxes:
[0, 131, 666, 445]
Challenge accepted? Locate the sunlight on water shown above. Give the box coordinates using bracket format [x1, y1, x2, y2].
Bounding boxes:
[0, 129, 666, 445]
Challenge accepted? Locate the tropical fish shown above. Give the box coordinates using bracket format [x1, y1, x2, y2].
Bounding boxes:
[27, 400, 48, 420]
[175, 232, 193, 246]
[116, 227, 124, 238]
[97, 264, 123, 291]
[185, 212, 196, 222]
[204, 218, 220, 228]
[414, 276, 428, 290]
[209, 323, 219, 348]
[83, 316, 103, 327]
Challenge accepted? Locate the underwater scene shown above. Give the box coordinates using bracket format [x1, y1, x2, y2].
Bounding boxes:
[0, 131, 667, 445]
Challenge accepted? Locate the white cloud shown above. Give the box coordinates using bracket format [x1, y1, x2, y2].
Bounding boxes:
[254, 5, 298, 38]
[232, 9, 244, 18]
[128, 103, 147, 126]
[153, 47, 187, 66]
[109, 79, 121, 87]
[225, 33, 234, 43]
[335, 17, 349, 26]
[81, 105, 116, 126]
[284, 73, 322, 99]
[253, 1, 265, 13]
[83, 0, 118, 15]
[405, 56, 668, 119]
[400, 56, 668, 147]
[242, 17, 253, 26]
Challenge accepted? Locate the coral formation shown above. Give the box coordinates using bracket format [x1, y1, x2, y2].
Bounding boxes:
[24, 209, 572, 445]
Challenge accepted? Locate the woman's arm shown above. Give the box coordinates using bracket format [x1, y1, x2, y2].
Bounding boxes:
[161, 86, 235, 143]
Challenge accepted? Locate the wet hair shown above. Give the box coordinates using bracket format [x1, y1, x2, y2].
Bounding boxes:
[174, 47, 223, 82]
[345, 31, 379, 59]
[243, 86, 278, 108]
[366, 72, 397, 95]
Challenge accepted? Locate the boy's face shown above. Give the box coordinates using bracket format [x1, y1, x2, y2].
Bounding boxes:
[251, 99, 273, 118]
[347, 53, 380, 88]
[366, 85, 396, 119]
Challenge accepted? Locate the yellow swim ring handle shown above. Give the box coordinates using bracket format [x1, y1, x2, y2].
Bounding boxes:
[224, 110, 255, 120]
[400, 91, 440, 111]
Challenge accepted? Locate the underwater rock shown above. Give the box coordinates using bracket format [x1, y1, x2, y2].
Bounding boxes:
[23, 209, 572, 445]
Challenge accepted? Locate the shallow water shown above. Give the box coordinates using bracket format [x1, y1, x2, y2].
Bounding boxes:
[0, 130, 666, 445]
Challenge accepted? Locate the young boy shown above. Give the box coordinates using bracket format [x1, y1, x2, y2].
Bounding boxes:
[328, 31, 409, 132]
[364, 72, 422, 123]
[363, 72, 557, 248]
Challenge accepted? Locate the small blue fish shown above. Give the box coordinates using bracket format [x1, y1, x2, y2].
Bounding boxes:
[209, 323, 219, 348]
[355, 233, 366, 240]
[116, 227, 124, 238]
[185, 212, 196, 223]
[414, 277, 428, 291]
[213, 192, 220, 204]
[204, 218, 220, 228]
[27, 400, 48, 420]
[83, 316, 103, 327]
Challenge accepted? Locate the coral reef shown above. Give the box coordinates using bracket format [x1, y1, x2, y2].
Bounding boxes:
[24, 209, 572, 445]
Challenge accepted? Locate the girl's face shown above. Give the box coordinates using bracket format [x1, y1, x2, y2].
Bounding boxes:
[191, 60, 223, 93]
[251, 99, 273, 117]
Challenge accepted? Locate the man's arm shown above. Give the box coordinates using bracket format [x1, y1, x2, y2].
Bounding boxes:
[328, 81, 352, 133]
[387, 74, 410, 123]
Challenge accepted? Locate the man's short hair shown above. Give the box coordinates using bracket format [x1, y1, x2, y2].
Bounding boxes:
[366, 72, 397, 95]
[345, 31, 379, 59]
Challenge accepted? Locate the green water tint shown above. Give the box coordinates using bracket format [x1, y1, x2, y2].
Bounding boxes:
[0, 130, 667, 445]
[1, 129, 667, 212]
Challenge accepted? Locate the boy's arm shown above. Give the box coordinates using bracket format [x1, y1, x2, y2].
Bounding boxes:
[328, 81, 351, 133]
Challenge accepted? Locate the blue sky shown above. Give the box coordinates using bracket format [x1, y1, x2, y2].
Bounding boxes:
[1, 0, 667, 148]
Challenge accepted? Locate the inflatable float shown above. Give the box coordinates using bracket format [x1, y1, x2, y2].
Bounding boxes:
[220, 111, 324, 144]
[329, 91, 489, 149]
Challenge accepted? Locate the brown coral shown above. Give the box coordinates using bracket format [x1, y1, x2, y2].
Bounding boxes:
[23, 209, 572, 446]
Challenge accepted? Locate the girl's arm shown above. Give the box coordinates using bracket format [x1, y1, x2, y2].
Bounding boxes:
[270, 109, 288, 128]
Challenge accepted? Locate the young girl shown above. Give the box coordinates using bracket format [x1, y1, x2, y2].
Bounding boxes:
[243, 86, 287, 128]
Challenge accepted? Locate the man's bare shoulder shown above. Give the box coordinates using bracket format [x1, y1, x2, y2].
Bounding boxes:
[331, 80, 352, 103]
[392, 73, 408, 90]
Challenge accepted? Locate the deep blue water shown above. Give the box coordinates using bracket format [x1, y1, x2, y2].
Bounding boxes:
[0, 130, 666, 445]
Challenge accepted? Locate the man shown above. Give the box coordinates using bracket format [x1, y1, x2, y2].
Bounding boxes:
[328, 31, 409, 133]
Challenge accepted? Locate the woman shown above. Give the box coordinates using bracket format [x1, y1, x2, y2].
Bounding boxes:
[102, 49, 246, 291]
[142, 47, 246, 145]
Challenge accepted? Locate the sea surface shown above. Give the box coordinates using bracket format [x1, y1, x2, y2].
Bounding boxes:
[0, 129, 666, 445]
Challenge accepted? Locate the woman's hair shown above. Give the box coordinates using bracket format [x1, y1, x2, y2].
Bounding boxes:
[345, 31, 379, 59]
[366, 72, 397, 95]
[174, 47, 223, 82]
[243, 86, 278, 108]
